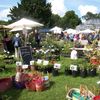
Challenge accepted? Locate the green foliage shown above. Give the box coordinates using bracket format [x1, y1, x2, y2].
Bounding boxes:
[0, 57, 98, 100]
[61, 10, 81, 29]
[85, 39, 100, 59]
[0, 20, 8, 25]
[8, 0, 52, 27]
[50, 14, 61, 27]
[7, 0, 82, 28]
[82, 12, 100, 21]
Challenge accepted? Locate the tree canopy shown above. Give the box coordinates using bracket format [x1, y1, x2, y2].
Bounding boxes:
[61, 10, 81, 29]
[82, 12, 100, 20]
[7, 0, 81, 29]
[8, 0, 52, 27]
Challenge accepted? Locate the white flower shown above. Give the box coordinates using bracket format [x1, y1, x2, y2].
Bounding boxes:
[36, 50, 39, 53]
[97, 81, 100, 84]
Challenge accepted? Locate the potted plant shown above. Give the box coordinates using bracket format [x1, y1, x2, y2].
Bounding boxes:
[64, 66, 72, 76]
[84, 40, 100, 65]
[79, 64, 87, 78]
[52, 68, 59, 76]
[30, 60, 38, 71]
[46, 63, 53, 73]
[87, 63, 97, 77]
[70, 60, 79, 77]
[52, 63, 61, 76]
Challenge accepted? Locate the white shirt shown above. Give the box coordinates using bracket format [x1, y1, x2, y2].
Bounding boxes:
[15, 72, 22, 82]
[70, 50, 78, 59]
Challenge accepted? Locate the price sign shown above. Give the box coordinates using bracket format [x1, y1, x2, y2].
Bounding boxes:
[70, 64, 77, 71]
[54, 63, 61, 69]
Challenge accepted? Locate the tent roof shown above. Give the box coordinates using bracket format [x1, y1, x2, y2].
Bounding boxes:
[64, 28, 77, 34]
[10, 26, 32, 32]
[7, 18, 43, 28]
[78, 29, 95, 34]
[50, 26, 63, 34]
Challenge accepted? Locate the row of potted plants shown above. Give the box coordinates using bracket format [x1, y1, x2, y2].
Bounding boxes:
[64, 63, 97, 77]
[30, 60, 54, 74]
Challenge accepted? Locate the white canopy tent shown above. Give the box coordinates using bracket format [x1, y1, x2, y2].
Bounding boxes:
[50, 26, 63, 34]
[78, 29, 95, 34]
[64, 28, 78, 34]
[7, 18, 43, 46]
[10, 26, 32, 32]
[7, 18, 43, 29]
[0, 25, 9, 29]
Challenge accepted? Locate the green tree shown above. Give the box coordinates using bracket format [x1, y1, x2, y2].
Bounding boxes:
[61, 10, 81, 29]
[0, 20, 8, 25]
[82, 12, 100, 20]
[8, 0, 52, 27]
[50, 14, 61, 27]
[82, 12, 95, 20]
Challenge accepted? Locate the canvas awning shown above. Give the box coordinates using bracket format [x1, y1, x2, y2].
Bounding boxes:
[50, 26, 63, 34]
[7, 18, 43, 29]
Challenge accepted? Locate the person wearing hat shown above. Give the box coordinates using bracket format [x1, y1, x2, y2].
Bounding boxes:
[12, 33, 22, 59]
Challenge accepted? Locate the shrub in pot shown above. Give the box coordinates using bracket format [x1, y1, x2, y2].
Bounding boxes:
[70, 63, 79, 77]
[87, 63, 97, 77]
[46, 63, 53, 73]
[72, 70, 79, 77]
[79, 64, 87, 78]
[64, 66, 72, 76]
[52, 68, 59, 76]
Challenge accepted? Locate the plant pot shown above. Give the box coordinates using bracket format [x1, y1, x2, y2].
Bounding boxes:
[90, 68, 97, 77]
[80, 69, 87, 78]
[72, 70, 78, 77]
[30, 65, 37, 71]
[87, 68, 97, 77]
[47, 67, 53, 73]
[52, 69, 59, 76]
[64, 69, 72, 75]
[43, 68, 48, 74]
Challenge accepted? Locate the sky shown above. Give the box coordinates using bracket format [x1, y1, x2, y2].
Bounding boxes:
[0, 0, 100, 21]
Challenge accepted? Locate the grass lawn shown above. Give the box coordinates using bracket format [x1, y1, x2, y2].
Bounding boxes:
[0, 57, 99, 100]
